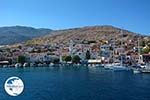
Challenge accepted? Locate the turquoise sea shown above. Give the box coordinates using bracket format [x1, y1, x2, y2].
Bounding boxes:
[0, 66, 150, 100]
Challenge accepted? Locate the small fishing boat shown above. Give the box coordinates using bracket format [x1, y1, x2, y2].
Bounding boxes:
[132, 68, 141, 74]
[15, 63, 22, 68]
[49, 63, 54, 67]
[141, 68, 150, 73]
[113, 64, 129, 71]
[23, 63, 29, 67]
[104, 64, 113, 70]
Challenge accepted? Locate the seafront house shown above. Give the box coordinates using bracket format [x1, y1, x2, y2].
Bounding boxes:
[100, 44, 112, 62]
[139, 54, 150, 64]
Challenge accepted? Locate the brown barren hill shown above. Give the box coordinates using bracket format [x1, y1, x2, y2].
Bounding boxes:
[25, 25, 149, 46]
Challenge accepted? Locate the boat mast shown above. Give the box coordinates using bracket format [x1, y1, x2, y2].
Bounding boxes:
[112, 38, 115, 64]
[138, 38, 140, 63]
[120, 29, 123, 66]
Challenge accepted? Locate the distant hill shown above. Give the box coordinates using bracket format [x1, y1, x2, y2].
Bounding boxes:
[0, 26, 52, 45]
[27, 25, 149, 45]
[0, 25, 149, 46]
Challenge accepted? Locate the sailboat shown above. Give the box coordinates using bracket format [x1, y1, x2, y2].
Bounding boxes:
[104, 39, 116, 70]
[132, 38, 141, 73]
[132, 38, 150, 73]
[112, 30, 129, 71]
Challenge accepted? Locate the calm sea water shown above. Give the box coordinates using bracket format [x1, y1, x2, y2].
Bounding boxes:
[0, 66, 150, 100]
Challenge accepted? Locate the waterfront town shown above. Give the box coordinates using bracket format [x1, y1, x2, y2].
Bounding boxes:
[0, 35, 149, 70]
[1, 0, 150, 99]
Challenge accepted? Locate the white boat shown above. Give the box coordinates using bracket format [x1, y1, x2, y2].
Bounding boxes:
[133, 70, 141, 74]
[141, 63, 150, 73]
[132, 68, 141, 74]
[15, 63, 22, 68]
[113, 64, 129, 71]
[49, 63, 54, 67]
[141, 69, 150, 73]
[23, 63, 29, 67]
[104, 64, 113, 70]
[140, 64, 147, 68]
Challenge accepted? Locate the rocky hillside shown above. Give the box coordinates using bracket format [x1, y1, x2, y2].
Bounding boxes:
[0, 26, 52, 45]
[26, 25, 149, 45]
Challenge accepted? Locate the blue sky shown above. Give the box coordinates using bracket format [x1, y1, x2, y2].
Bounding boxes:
[0, 0, 149, 35]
